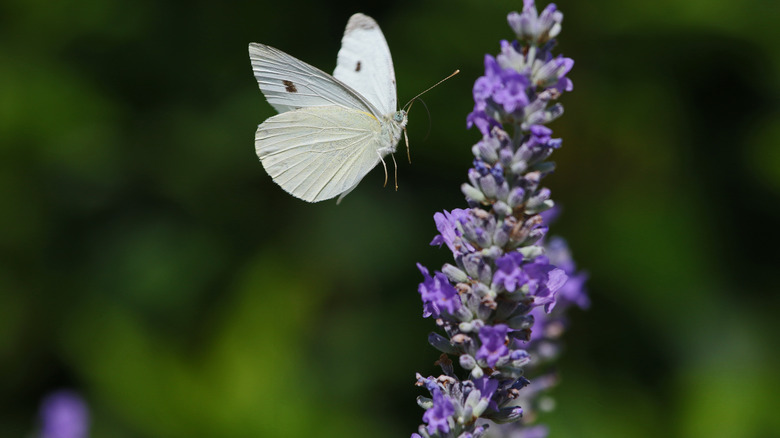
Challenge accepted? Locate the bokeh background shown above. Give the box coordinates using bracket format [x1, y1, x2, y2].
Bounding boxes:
[2, 0, 779, 436]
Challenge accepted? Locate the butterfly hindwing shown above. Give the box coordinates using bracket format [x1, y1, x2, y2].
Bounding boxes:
[255, 106, 383, 202]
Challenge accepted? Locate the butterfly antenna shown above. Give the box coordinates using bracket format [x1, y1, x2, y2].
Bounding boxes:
[402, 69, 460, 112]
[404, 127, 410, 163]
[401, 70, 459, 164]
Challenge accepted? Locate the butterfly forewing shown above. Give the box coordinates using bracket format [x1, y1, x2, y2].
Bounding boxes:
[255, 106, 383, 202]
[333, 13, 397, 115]
[249, 43, 380, 116]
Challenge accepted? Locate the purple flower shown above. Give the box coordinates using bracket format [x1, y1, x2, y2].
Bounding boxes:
[546, 237, 590, 309]
[423, 388, 455, 435]
[431, 208, 474, 256]
[39, 390, 89, 438]
[524, 257, 567, 312]
[534, 55, 574, 91]
[476, 324, 510, 367]
[473, 55, 503, 110]
[508, 1, 563, 44]
[474, 135, 503, 164]
[528, 125, 552, 147]
[493, 69, 531, 113]
[497, 40, 527, 73]
[472, 53, 532, 116]
[493, 252, 528, 292]
[474, 376, 500, 411]
[458, 209, 497, 249]
[557, 270, 588, 308]
[522, 239, 589, 346]
[467, 110, 500, 136]
[538, 203, 560, 224]
[473, 376, 499, 400]
[432, 208, 502, 257]
[417, 263, 462, 318]
[526, 305, 549, 343]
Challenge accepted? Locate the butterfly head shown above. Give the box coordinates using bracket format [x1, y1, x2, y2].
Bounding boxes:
[393, 110, 408, 127]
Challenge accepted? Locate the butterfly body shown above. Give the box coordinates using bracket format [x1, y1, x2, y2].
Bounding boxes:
[250, 13, 403, 203]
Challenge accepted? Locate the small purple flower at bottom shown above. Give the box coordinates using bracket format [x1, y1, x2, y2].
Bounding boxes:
[39, 390, 89, 438]
[476, 324, 510, 367]
[423, 388, 455, 435]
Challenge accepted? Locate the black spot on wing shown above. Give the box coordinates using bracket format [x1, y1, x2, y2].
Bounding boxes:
[355, 61, 361, 72]
[282, 80, 297, 93]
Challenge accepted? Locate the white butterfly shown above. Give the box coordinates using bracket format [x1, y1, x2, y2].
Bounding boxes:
[249, 13, 406, 203]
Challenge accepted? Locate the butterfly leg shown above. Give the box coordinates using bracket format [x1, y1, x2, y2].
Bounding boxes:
[378, 151, 388, 187]
[391, 152, 398, 191]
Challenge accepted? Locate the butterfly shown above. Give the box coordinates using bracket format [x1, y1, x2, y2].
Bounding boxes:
[249, 13, 407, 203]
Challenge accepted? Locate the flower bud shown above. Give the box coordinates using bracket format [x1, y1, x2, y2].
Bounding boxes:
[462, 183, 486, 203]
[442, 263, 469, 283]
[460, 354, 477, 370]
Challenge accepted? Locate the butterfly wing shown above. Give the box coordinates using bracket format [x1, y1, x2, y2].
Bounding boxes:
[333, 13, 397, 115]
[249, 43, 381, 116]
[255, 106, 385, 202]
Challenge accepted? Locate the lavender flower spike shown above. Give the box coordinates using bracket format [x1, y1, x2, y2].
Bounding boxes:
[412, 2, 588, 437]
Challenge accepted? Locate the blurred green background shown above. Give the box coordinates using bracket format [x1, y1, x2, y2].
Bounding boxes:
[2, 0, 779, 436]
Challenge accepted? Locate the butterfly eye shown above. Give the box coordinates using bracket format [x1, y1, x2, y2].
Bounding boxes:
[394, 111, 404, 122]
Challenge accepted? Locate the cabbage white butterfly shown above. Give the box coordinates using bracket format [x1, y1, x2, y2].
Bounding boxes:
[249, 13, 409, 203]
